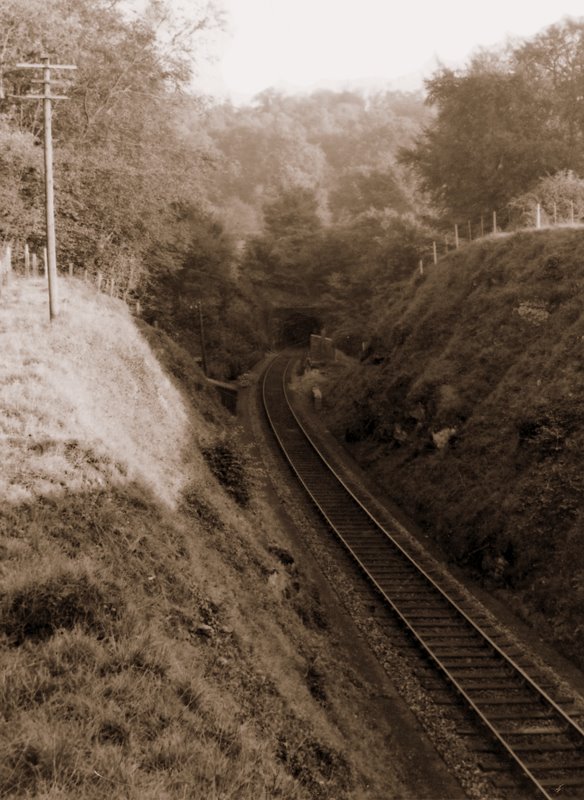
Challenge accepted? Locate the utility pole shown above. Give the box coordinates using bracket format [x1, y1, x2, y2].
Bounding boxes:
[13, 55, 76, 320]
[198, 302, 208, 376]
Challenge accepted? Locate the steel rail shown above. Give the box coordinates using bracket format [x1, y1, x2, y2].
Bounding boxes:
[262, 353, 584, 800]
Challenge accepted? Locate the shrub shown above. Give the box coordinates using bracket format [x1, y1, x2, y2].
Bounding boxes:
[202, 439, 250, 507]
[1, 569, 123, 646]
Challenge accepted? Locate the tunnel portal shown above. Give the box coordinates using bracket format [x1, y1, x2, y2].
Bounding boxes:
[271, 307, 323, 348]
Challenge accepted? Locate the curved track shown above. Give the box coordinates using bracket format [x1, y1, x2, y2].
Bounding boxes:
[262, 353, 584, 799]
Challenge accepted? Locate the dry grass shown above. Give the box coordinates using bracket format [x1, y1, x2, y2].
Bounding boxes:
[0, 278, 202, 507]
[0, 277, 397, 799]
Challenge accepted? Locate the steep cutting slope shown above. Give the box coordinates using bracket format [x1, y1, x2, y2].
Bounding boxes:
[325, 228, 584, 667]
[0, 277, 419, 799]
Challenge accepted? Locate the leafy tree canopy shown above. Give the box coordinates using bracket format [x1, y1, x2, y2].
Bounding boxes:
[401, 18, 584, 222]
[0, 0, 219, 288]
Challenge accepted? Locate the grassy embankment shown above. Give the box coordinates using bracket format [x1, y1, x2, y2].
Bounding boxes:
[0, 277, 406, 799]
[324, 228, 584, 666]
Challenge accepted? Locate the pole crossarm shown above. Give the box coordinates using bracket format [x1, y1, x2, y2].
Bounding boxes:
[16, 94, 70, 101]
[15, 63, 77, 70]
[30, 78, 71, 85]
[19, 94, 70, 101]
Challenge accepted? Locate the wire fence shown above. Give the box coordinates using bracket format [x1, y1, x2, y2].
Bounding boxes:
[418, 201, 584, 271]
[0, 240, 142, 317]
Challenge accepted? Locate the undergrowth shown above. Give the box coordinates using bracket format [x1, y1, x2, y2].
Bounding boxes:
[202, 437, 251, 507]
[325, 228, 584, 667]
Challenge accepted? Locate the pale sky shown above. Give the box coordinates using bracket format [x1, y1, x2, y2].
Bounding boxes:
[145, 1, 584, 100]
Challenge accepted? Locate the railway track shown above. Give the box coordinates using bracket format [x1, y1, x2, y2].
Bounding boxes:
[262, 353, 584, 799]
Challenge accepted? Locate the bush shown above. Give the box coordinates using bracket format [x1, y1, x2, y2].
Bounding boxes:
[202, 439, 251, 507]
[1, 569, 123, 646]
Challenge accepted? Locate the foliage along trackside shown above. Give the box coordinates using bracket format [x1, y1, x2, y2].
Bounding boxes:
[324, 228, 584, 668]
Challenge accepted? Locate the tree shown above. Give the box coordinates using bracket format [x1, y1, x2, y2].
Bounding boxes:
[242, 187, 324, 299]
[0, 122, 43, 243]
[400, 60, 556, 220]
[0, 0, 219, 291]
[145, 203, 267, 379]
[204, 88, 426, 239]
[509, 170, 584, 226]
[513, 18, 584, 169]
[329, 167, 411, 220]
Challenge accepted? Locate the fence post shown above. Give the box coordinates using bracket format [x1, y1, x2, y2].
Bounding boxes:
[536, 203, 541, 229]
[32, 253, 38, 277]
[68, 261, 73, 277]
[553, 202, 557, 225]
[419, 259, 424, 275]
[492, 210, 497, 234]
[454, 224, 459, 249]
[24, 243, 30, 276]
[96, 271, 103, 292]
[5, 245, 12, 286]
[432, 240, 438, 265]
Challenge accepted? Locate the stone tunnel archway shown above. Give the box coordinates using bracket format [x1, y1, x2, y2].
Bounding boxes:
[271, 307, 323, 348]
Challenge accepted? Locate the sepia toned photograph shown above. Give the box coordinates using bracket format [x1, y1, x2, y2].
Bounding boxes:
[1, 1, 584, 797]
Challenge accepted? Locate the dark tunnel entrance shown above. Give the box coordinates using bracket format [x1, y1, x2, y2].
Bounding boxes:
[272, 308, 322, 348]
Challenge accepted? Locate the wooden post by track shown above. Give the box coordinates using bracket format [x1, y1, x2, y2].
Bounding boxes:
[0, 246, 5, 295]
[198, 302, 208, 377]
[13, 56, 76, 320]
[5, 245, 12, 286]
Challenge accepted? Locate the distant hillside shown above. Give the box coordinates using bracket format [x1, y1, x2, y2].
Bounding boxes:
[0, 277, 415, 799]
[324, 228, 584, 666]
[204, 88, 429, 239]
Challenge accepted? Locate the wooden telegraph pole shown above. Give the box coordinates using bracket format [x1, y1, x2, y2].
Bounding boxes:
[14, 55, 76, 320]
[198, 302, 208, 376]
